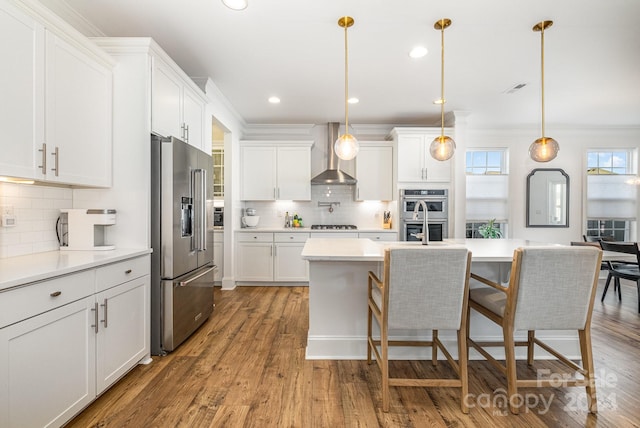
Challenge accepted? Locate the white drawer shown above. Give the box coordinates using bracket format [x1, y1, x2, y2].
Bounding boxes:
[236, 232, 274, 242]
[0, 270, 95, 329]
[274, 233, 309, 243]
[96, 256, 150, 292]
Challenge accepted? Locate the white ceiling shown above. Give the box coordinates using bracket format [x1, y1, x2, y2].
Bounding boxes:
[42, 0, 640, 128]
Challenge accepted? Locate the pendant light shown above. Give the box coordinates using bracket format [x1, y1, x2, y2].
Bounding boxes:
[334, 16, 359, 161]
[529, 20, 559, 162]
[430, 19, 455, 162]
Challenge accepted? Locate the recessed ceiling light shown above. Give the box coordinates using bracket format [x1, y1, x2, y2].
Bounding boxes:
[348, 97, 359, 104]
[268, 96, 280, 104]
[222, 0, 248, 11]
[409, 46, 428, 58]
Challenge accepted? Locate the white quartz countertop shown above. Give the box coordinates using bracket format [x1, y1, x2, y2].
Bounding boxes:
[0, 248, 152, 291]
[301, 238, 559, 262]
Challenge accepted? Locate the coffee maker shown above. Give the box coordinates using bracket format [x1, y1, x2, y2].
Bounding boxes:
[59, 208, 117, 251]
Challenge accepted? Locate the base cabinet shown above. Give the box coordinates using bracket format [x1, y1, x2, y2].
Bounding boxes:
[0, 254, 150, 428]
[0, 297, 96, 428]
[236, 232, 309, 282]
[213, 231, 224, 282]
[95, 275, 149, 393]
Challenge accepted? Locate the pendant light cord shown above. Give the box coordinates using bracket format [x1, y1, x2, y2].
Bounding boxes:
[540, 25, 546, 138]
[440, 21, 445, 138]
[344, 21, 350, 133]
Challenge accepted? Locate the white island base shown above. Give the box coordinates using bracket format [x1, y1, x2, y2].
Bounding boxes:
[302, 238, 582, 361]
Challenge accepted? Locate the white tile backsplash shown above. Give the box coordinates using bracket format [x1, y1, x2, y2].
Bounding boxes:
[241, 185, 397, 229]
[0, 182, 72, 258]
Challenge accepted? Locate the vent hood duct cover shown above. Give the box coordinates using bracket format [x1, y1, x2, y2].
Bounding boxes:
[311, 122, 357, 185]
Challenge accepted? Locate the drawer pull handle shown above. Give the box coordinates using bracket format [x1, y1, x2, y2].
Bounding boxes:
[50, 291, 62, 297]
[125, 269, 132, 274]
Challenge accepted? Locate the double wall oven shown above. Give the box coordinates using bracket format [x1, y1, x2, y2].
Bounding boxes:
[399, 189, 448, 242]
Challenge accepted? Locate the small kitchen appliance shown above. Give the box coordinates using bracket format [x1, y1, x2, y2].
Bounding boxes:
[242, 207, 259, 227]
[58, 208, 116, 251]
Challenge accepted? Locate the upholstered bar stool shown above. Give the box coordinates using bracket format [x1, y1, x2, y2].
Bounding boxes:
[467, 246, 602, 414]
[367, 247, 472, 413]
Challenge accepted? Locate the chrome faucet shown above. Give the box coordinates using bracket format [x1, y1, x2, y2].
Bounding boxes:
[412, 200, 429, 245]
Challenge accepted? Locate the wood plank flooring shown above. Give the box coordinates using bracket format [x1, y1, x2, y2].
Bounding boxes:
[66, 280, 640, 428]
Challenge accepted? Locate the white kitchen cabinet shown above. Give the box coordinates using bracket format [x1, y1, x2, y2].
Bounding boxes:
[0, 297, 96, 428]
[0, 0, 43, 179]
[213, 231, 224, 282]
[355, 143, 394, 201]
[152, 57, 206, 150]
[391, 127, 452, 183]
[235, 232, 309, 282]
[44, 31, 113, 186]
[0, 0, 113, 187]
[236, 237, 274, 282]
[0, 268, 96, 428]
[0, 254, 150, 428]
[240, 141, 313, 201]
[274, 233, 308, 281]
[95, 275, 149, 393]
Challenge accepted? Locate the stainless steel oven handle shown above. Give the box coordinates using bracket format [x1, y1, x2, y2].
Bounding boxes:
[179, 266, 215, 287]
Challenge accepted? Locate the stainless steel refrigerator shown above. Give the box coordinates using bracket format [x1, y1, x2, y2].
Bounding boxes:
[150, 135, 215, 355]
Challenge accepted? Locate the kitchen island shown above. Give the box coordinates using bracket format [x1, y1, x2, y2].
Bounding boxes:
[301, 238, 580, 360]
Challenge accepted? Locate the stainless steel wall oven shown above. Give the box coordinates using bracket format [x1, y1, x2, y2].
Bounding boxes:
[399, 189, 449, 241]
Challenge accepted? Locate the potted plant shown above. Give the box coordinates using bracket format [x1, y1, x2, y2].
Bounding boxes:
[478, 219, 503, 239]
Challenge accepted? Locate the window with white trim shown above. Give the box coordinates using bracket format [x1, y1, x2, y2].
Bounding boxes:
[585, 149, 637, 241]
[465, 149, 508, 238]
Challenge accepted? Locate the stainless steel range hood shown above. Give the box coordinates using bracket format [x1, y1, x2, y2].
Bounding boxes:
[311, 122, 357, 185]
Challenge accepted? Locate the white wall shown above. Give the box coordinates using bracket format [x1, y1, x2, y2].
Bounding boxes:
[458, 125, 640, 244]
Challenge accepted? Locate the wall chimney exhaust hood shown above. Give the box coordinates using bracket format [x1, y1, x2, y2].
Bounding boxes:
[311, 123, 357, 185]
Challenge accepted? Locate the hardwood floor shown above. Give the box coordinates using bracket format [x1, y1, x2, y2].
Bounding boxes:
[66, 280, 640, 428]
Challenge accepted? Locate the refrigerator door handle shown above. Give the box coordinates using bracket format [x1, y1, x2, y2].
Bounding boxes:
[192, 168, 207, 252]
[178, 266, 216, 286]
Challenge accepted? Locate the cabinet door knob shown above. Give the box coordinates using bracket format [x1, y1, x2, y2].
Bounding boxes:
[125, 269, 132, 274]
[50, 291, 62, 297]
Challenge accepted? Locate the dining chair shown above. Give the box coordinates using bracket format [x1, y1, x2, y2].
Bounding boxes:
[467, 246, 602, 414]
[598, 241, 640, 312]
[367, 247, 472, 413]
[571, 241, 608, 271]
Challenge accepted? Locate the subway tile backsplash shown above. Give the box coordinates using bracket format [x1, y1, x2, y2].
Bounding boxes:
[0, 183, 72, 258]
[241, 185, 396, 229]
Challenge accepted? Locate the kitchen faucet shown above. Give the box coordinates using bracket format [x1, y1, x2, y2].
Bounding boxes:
[412, 200, 429, 245]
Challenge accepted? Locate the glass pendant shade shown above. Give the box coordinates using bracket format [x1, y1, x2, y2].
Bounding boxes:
[430, 135, 456, 161]
[529, 136, 559, 162]
[334, 133, 359, 161]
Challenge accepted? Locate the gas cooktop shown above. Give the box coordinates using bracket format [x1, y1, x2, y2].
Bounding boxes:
[310, 224, 358, 230]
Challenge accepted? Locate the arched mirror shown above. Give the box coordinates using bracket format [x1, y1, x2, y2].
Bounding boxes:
[526, 168, 569, 227]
